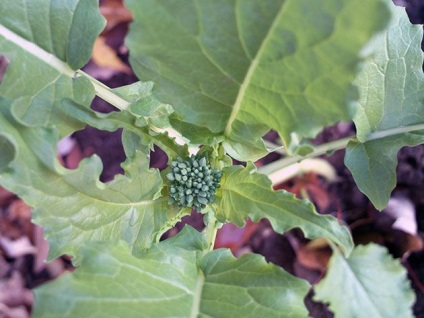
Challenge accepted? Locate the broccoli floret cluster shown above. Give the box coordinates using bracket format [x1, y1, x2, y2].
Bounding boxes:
[166, 155, 222, 211]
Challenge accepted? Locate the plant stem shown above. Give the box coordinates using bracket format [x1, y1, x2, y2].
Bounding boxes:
[203, 211, 220, 252]
[0, 24, 75, 77]
[76, 70, 131, 110]
[75, 70, 190, 147]
[259, 123, 424, 185]
[366, 123, 424, 140]
[258, 137, 351, 178]
[0, 23, 132, 111]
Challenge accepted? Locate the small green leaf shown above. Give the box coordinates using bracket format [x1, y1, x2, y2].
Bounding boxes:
[170, 119, 224, 146]
[217, 164, 353, 256]
[346, 4, 424, 209]
[345, 134, 424, 210]
[222, 137, 269, 163]
[314, 243, 415, 318]
[61, 98, 189, 160]
[33, 227, 310, 318]
[113, 82, 174, 129]
[159, 225, 209, 251]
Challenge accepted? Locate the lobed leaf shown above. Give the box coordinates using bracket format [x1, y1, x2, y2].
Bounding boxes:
[345, 4, 424, 209]
[125, 0, 391, 160]
[216, 164, 353, 256]
[314, 243, 415, 318]
[33, 226, 310, 318]
[0, 100, 184, 263]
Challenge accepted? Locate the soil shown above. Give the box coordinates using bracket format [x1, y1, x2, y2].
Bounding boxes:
[1, 1, 424, 317]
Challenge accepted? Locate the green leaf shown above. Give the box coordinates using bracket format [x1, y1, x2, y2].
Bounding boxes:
[113, 82, 174, 129]
[199, 249, 310, 317]
[159, 225, 209, 252]
[314, 243, 415, 318]
[33, 227, 310, 318]
[0, 101, 184, 263]
[126, 0, 391, 160]
[170, 118, 224, 147]
[0, 0, 105, 136]
[0, 0, 104, 70]
[216, 164, 353, 256]
[345, 4, 424, 210]
[33, 240, 199, 318]
[61, 98, 189, 160]
[345, 134, 424, 210]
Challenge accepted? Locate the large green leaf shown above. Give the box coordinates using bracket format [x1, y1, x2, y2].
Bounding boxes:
[0, 100, 184, 263]
[216, 164, 353, 256]
[345, 4, 424, 210]
[126, 0, 391, 160]
[33, 227, 310, 318]
[314, 244, 415, 318]
[0, 0, 105, 136]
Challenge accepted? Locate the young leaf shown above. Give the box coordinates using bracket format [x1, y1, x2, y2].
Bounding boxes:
[113, 82, 174, 130]
[216, 164, 353, 256]
[0, 101, 184, 263]
[125, 0, 391, 160]
[0, 0, 105, 136]
[345, 4, 424, 210]
[33, 227, 310, 318]
[314, 244, 415, 318]
[61, 98, 189, 160]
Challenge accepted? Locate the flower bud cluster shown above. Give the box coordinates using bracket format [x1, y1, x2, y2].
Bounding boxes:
[166, 155, 222, 211]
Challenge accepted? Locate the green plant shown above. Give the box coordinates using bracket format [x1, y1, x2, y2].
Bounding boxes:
[0, 0, 420, 316]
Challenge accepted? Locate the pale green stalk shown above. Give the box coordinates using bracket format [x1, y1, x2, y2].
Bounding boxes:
[203, 211, 221, 252]
[259, 124, 424, 185]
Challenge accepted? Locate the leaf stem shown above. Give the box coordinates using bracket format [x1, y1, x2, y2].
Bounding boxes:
[366, 123, 424, 141]
[76, 70, 131, 110]
[203, 211, 220, 252]
[0, 23, 75, 77]
[0, 23, 131, 110]
[258, 137, 351, 178]
[190, 270, 204, 318]
[259, 123, 424, 185]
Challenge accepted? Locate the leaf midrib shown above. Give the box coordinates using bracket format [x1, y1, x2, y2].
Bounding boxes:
[0, 23, 75, 76]
[0, 23, 130, 109]
[338, 252, 383, 317]
[190, 269, 205, 318]
[223, 2, 287, 136]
